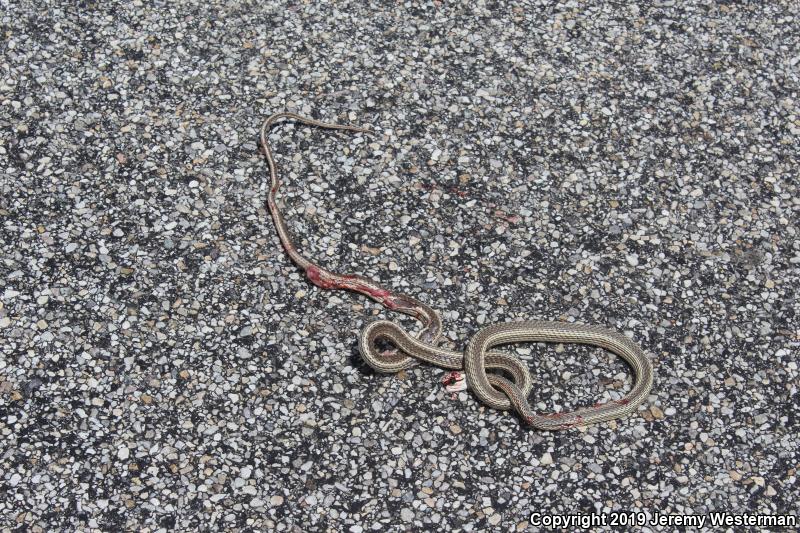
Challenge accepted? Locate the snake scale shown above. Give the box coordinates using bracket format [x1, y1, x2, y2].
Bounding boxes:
[260, 112, 654, 430]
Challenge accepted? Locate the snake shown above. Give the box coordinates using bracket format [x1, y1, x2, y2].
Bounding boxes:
[260, 112, 654, 430]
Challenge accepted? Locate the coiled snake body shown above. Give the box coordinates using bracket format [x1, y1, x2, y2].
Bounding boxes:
[260, 112, 653, 430]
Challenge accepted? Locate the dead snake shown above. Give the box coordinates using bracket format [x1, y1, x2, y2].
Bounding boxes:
[260, 112, 654, 429]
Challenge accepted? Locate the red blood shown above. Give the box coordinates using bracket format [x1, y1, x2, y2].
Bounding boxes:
[307, 266, 392, 299]
[363, 286, 391, 300]
[306, 265, 321, 281]
[338, 274, 390, 300]
[306, 266, 334, 289]
[617, 399, 630, 405]
[441, 371, 461, 386]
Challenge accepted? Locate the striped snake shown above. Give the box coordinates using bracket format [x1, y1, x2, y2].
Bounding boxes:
[260, 112, 654, 429]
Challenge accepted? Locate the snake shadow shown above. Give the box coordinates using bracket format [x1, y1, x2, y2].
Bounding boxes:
[346, 328, 404, 377]
[347, 341, 380, 377]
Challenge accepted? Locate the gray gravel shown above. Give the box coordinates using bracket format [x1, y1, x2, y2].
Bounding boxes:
[2, 1, 799, 531]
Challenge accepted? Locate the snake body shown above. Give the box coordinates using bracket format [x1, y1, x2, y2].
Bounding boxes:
[261, 112, 654, 429]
